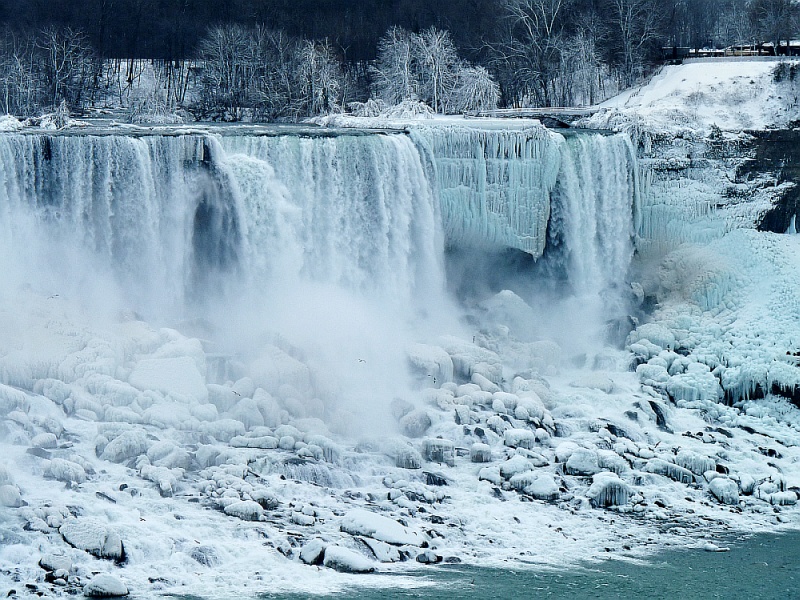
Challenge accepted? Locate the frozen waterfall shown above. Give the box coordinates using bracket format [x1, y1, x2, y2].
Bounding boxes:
[410, 126, 562, 257]
[0, 126, 638, 322]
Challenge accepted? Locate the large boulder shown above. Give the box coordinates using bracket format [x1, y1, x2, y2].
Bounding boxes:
[83, 574, 128, 597]
[340, 509, 423, 546]
[59, 519, 124, 561]
[322, 546, 375, 573]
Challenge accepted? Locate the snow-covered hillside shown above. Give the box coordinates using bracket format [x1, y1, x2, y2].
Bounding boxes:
[590, 58, 800, 135]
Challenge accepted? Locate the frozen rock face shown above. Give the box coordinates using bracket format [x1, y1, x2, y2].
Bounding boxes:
[409, 126, 638, 283]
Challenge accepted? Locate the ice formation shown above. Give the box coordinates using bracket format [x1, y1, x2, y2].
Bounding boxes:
[1, 106, 799, 599]
[411, 126, 561, 256]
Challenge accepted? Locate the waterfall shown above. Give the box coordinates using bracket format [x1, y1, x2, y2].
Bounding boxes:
[0, 134, 236, 316]
[0, 126, 638, 329]
[0, 131, 445, 318]
[219, 133, 443, 307]
[553, 133, 638, 304]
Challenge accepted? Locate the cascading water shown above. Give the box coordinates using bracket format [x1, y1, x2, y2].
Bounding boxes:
[0, 134, 239, 317]
[219, 133, 444, 307]
[0, 125, 639, 389]
[555, 133, 638, 304]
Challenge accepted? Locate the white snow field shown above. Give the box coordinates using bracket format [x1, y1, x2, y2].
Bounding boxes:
[592, 57, 800, 134]
[3, 60, 800, 597]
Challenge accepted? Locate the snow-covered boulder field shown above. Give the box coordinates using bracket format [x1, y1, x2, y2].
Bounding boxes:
[1, 280, 798, 598]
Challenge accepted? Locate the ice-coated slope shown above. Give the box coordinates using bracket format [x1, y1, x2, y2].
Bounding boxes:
[591, 58, 800, 135]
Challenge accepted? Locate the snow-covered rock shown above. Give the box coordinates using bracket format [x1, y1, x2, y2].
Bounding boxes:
[83, 573, 129, 597]
[399, 410, 432, 437]
[708, 477, 739, 505]
[565, 448, 600, 476]
[322, 546, 376, 573]
[59, 519, 124, 561]
[224, 500, 264, 521]
[47, 458, 87, 483]
[101, 430, 151, 463]
[299, 539, 326, 565]
[340, 509, 423, 546]
[523, 472, 560, 500]
[587, 473, 632, 508]
[0, 484, 22, 507]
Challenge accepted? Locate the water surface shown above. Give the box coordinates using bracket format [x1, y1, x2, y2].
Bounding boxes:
[259, 530, 799, 600]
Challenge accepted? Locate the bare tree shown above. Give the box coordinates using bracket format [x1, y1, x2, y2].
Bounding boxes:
[716, 0, 754, 47]
[298, 39, 344, 116]
[198, 24, 255, 119]
[250, 26, 304, 119]
[0, 29, 38, 115]
[749, 0, 799, 50]
[607, 0, 664, 87]
[492, 0, 572, 107]
[37, 26, 95, 110]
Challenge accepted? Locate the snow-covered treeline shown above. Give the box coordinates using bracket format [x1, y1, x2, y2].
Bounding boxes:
[2, 0, 800, 121]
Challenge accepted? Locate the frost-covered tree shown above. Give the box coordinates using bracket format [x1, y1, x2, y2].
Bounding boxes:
[0, 26, 95, 115]
[414, 27, 460, 114]
[371, 26, 417, 105]
[298, 39, 344, 116]
[370, 26, 499, 114]
[448, 66, 500, 113]
[715, 0, 755, 47]
[196, 25, 347, 120]
[254, 28, 301, 119]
